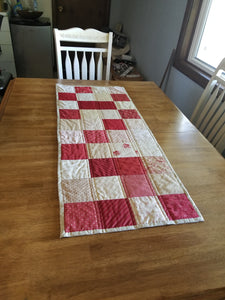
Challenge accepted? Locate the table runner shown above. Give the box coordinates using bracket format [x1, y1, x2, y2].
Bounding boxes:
[56, 84, 204, 237]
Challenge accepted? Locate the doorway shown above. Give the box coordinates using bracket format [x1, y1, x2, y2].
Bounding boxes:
[52, 0, 111, 30]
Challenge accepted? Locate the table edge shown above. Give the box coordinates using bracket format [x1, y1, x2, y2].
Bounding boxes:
[0, 78, 15, 121]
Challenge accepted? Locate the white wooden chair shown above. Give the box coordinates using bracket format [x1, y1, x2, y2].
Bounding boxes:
[53, 27, 113, 80]
[191, 58, 225, 155]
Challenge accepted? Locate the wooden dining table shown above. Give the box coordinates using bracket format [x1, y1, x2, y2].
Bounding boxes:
[0, 78, 225, 300]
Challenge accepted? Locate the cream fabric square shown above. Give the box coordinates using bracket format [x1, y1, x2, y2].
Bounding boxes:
[139, 139, 161, 156]
[93, 176, 126, 200]
[109, 143, 137, 158]
[129, 196, 168, 225]
[115, 101, 136, 110]
[61, 178, 95, 203]
[151, 173, 184, 195]
[100, 110, 121, 119]
[57, 84, 75, 93]
[125, 119, 146, 130]
[81, 110, 104, 130]
[87, 143, 111, 159]
[82, 118, 104, 130]
[107, 86, 126, 94]
[60, 119, 81, 131]
[107, 130, 130, 143]
[93, 87, 113, 101]
[76, 93, 95, 101]
[81, 110, 100, 120]
[60, 130, 85, 144]
[131, 129, 161, 156]
[61, 160, 91, 179]
[143, 156, 172, 174]
[58, 101, 79, 109]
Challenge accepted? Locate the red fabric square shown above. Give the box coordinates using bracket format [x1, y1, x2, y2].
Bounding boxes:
[75, 87, 93, 93]
[114, 157, 146, 175]
[158, 194, 199, 220]
[59, 109, 81, 119]
[103, 119, 127, 130]
[98, 102, 117, 110]
[97, 198, 136, 228]
[111, 94, 130, 101]
[61, 144, 88, 160]
[84, 130, 109, 143]
[119, 109, 141, 119]
[58, 92, 77, 101]
[64, 202, 99, 232]
[78, 101, 99, 109]
[78, 101, 117, 110]
[89, 158, 118, 177]
[121, 175, 156, 197]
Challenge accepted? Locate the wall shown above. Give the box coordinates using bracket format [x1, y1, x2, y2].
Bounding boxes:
[35, 0, 52, 22]
[109, 0, 121, 30]
[110, 0, 203, 119]
[8, 0, 203, 118]
[8, 0, 52, 24]
[165, 68, 203, 119]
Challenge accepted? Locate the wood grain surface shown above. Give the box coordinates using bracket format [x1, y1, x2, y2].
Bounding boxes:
[0, 78, 224, 300]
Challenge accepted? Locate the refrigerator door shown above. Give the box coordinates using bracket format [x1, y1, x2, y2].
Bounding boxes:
[10, 23, 53, 78]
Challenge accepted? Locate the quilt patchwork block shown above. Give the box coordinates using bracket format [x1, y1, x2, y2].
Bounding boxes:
[56, 84, 204, 237]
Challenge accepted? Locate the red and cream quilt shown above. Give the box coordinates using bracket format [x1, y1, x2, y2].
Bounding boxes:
[56, 84, 204, 237]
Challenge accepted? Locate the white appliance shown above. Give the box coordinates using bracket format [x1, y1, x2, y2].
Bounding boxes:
[10, 17, 53, 78]
[0, 12, 17, 77]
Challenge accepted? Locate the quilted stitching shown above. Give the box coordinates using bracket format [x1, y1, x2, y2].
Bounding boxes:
[56, 84, 204, 238]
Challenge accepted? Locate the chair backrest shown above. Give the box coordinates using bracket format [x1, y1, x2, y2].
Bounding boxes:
[191, 58, 225, 155]
[53, 27, 113, 81]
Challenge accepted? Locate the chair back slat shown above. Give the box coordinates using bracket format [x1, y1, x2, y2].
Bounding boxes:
[54, 27, 112, 81]
[65, 51, 72, 79]
[105, 31, 113, 80]
[215, 131, 225, 153]
[203, 90, 225, 139]
[73, 51, 80, 80]
[210, 113, 225, 145]
[81, 52, 88, 80]
[197, 85, 220, 129]
[89, 52, 95, 80]
[97, 52, 103, 80]
[191, 80, 216, 124]
[191, 58, 225, 155]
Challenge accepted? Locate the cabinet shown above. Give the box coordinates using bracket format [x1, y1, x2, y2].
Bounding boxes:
[0, 12, 17, 77]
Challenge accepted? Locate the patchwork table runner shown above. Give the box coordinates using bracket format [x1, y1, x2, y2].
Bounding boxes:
[56, 84, 204, 237]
